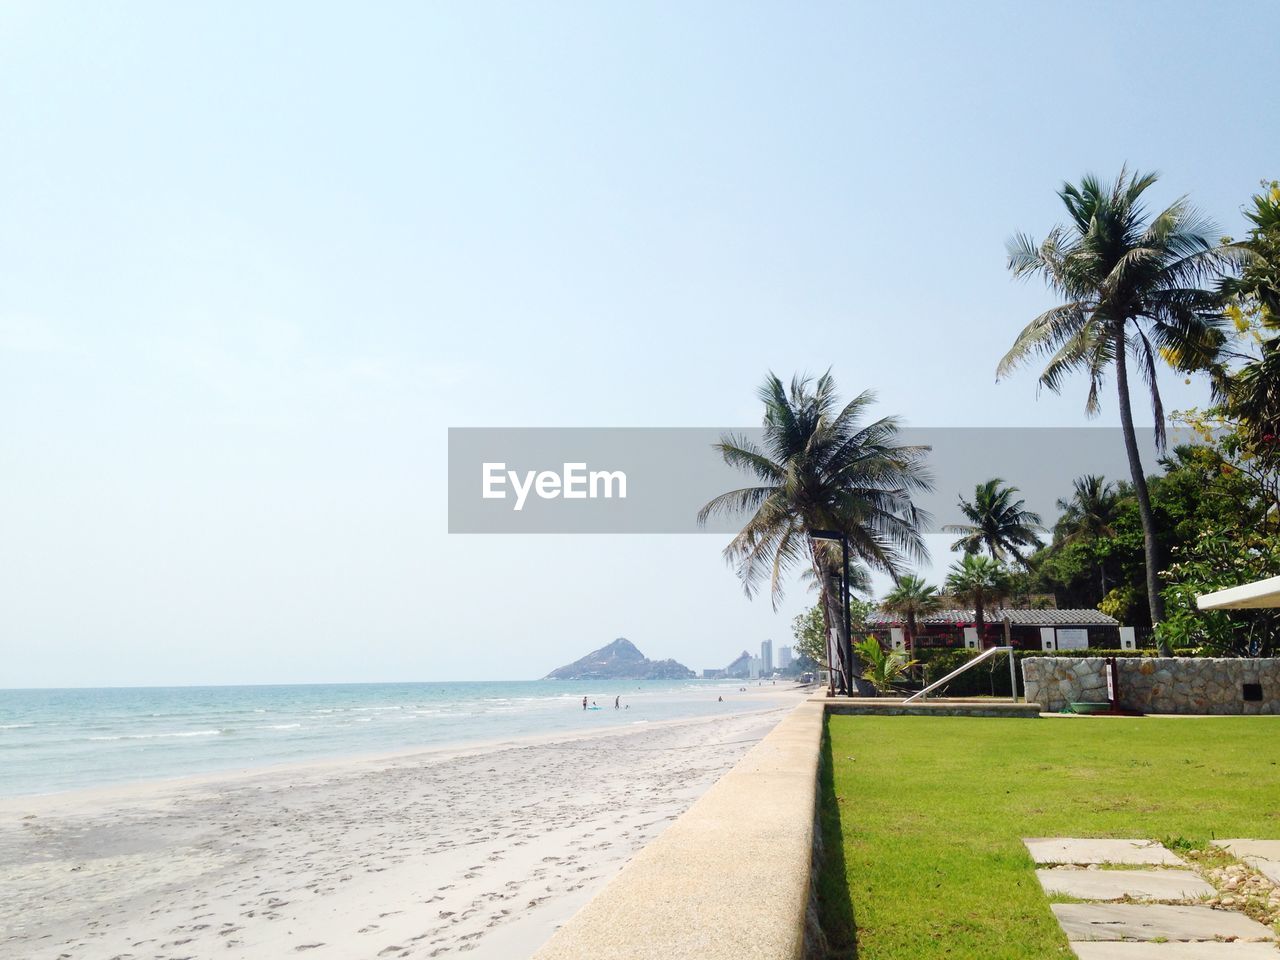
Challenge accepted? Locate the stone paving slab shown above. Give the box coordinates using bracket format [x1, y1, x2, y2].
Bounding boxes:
[1211, 840, 1280, 884]
[1244, 857, 1280, 885]
[1071, 942, 1280, 959]
[1026, 838, 1186, 866]
[1214, 840, 1280, 860]
[1036, 868, 1215, 901]
[1052, 903, 1276, 942]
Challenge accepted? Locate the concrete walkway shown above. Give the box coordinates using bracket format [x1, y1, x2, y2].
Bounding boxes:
[1028, 838, 1279, 958]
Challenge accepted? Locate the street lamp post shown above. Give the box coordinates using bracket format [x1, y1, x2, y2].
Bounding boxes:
[810, 529, 851, 697]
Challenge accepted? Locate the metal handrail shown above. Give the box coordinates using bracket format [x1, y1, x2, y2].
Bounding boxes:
[902, 645, 1018, 704]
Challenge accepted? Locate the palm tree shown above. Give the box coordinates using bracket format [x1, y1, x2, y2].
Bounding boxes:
[852, 636, 917, 694]
[880, 575, 941, 654]
[997, 168, 1242, 637]
[801, 550, 873, 598]
[1054, 475, 1120, 597]
[945, 554, 1010, 649]
[943, 478, 1044, 563]
[697, 372, 932, 695]
[1216, 183, 1280, 460]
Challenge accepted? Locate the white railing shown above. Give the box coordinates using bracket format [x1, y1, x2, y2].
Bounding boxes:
[902, 646, 1018, 704]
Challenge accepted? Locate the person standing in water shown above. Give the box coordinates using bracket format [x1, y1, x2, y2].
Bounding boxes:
[582, 696, 588, 711]
[614, 696, 620, 710]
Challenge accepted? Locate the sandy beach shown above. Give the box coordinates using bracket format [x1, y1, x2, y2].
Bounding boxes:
[0, 691, 804, 960]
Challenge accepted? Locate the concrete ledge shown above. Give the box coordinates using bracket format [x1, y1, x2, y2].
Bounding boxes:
[820, 697, 1043, 718]
[532, 700, 825, 960]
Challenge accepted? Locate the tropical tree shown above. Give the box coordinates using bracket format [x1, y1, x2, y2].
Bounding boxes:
[997, 168, 1243, 640]
[943, 478, 1043, 563]
[698, 372, 931, 696]
[792, 594, 874, 670]
[791, 604, 829, 669]
[1209, 181, 1280, 466]
[1221, 179, 1280, 321]
[1053, 474, 1121, 596]
[852, 636, 917, 694]
[879, 575, 941, 653]
[801, 551, 873, 598]
[945, 554, 1011, 647]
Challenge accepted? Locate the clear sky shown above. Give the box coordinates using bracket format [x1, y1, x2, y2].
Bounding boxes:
[2, 2, 1276, 687]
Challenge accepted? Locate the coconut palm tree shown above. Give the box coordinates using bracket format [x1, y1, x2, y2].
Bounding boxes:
[1215, 183, 1280, 461]
[943, 478, 1044, 563]
[997, 168, 1243, 635]
[1054, 474, 1120, 597]
[1055, 475, 1119, 542]
[879, 575, 941, 654]
[697, 372, 932, 695]
[800, 550, 873, 598]
[945, 554, 1011, 648]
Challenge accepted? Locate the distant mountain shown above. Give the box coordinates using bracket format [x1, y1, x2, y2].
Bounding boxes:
[544, 638, 695, 681]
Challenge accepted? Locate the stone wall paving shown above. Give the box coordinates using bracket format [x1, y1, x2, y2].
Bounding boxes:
[1028, 837, 1280, 958]
[1021, 657, 1280, 714]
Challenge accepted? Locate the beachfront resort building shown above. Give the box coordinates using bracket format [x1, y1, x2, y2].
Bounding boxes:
[778, 646, 793, 670]
[760, 639, 773, 673]
[866, 607, 1127, 651]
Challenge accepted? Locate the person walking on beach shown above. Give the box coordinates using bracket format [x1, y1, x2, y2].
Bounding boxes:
[582, 696, 588, 711]
[614, 696, 620, 710]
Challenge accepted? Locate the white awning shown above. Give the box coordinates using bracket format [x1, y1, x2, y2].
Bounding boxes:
[1196, 575, 1280, 610]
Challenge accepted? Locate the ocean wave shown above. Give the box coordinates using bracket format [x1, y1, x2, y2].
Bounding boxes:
[88, 729, 223, 741]
[258, 723, 301, 730]
[0, 723, 33, 730]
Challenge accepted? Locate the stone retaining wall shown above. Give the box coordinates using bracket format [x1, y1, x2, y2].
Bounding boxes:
[1022, 657, 1280, 714]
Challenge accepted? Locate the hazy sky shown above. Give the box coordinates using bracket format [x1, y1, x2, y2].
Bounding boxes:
[2, 2, 1276, 687]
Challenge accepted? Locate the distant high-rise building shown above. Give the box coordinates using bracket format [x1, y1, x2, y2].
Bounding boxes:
[722, 650, 753, 679]
[778, 646, 793, 669]
[761, 639, 773, 673]
[748, 656, 763, 679]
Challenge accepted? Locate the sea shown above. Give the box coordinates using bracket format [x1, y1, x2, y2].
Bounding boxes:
[0, 679, 766, 797]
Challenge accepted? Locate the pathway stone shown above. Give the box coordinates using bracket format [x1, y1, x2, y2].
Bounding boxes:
[1071, 943, 1280, 959]
[1036, 868, 1214, 901]
[1025, 838, 1186, 866]
[1051, 902, 1276, 942]
[1212, 839, 1280, 885]
[1214, 840, 1280, 860]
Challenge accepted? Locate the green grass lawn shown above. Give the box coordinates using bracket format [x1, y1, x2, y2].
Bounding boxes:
[818, 715, 1280, 959]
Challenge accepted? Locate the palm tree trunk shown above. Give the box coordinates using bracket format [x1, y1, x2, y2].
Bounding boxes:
[974, 594, 985, 650]
[823, 574, 851, 695]
[816, 587, 835, 695]
[905, 611, 917, 683]
[1113, 326, 1169, 653]
[810, 544, 850, 695]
